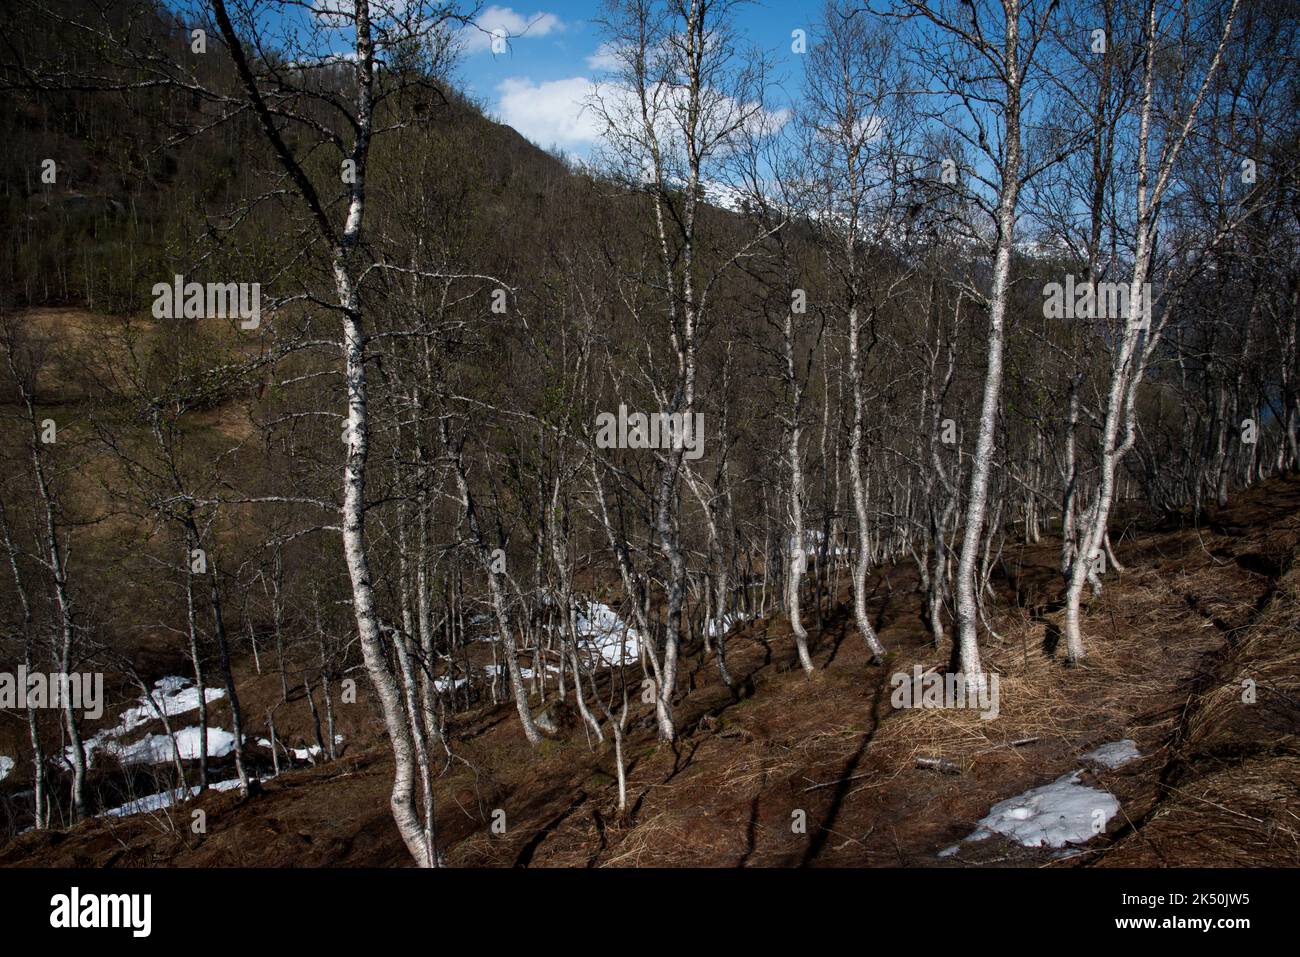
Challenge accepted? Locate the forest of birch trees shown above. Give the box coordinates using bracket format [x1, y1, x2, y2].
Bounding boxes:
[0, 0, 1296, 865]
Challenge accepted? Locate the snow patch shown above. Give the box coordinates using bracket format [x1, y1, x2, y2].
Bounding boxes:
[115, 678, 225, 736]
[106, 727, 237, 767]
[67, 676, 226, 768]
[509, 599, 642, 668]
[256, 734, 344, 762]
[102, 777, 247, 818]
[963, 771, 1118, 849]
[1081, 739, 1140, 769]
[573, 601, 640, 665]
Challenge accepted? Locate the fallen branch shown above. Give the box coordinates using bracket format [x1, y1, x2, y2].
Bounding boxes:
[802, 770, 875, 792]
[973, 736, 1040, 756]
[915, 756, 961, 774]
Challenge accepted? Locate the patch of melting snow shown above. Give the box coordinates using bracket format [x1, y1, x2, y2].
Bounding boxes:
[102, 776, 248, 818]
[255, 734, 344, 761]
[574, 601, 641, 665]
[490, 599, 641, 667]
[67, 676, 226, 768]
[955, 771, 1119, 851]
[115, 678, 225, 736]
[940, 737, 1141, 857]
[107, 727, 238, 766]
[1081, 739, 1140, 769]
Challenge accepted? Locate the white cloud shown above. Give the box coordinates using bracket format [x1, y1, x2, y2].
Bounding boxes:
[462, 6, 564, 55]
[495, 76, 601, 148]
[312, 1, 416, 25]
[494, 72, 791, 157]
[584, 41, 624, 72]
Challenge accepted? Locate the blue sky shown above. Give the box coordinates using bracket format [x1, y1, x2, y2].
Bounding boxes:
[451, 1, 814, 159]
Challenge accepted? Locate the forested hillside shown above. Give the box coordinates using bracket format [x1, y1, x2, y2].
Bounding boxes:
[0, 0, 1296, 873]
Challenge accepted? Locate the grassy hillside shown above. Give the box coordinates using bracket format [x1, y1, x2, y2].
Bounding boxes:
[4, 474, 1295, 867]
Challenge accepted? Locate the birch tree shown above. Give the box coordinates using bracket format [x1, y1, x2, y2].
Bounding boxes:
[900, 0, 1061, 679]
[592, 0, 773, 738]
[802, 2, 917, 662]
[1061, 0, 1241, 661]
[207, 0, 475, 866]
[0, 317, 89, 820]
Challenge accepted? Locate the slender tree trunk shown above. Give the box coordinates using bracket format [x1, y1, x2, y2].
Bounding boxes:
[203, 551, 250, 793]
[847, 302, 886, 661]
[447, 425, 542, 745]
[0, 502, 46, 829]
[213, 0, 433, 865]
[183, 529, 209, 791]
[952, 4, 1023, 685]
[783, 308, 816, 675]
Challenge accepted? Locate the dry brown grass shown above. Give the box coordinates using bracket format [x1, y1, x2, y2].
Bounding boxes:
[6, 476, 1298, 868]
[600, 812, 687, 867]
[1099, 545, 1300, 867]
[872, 611, 1169, 775]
